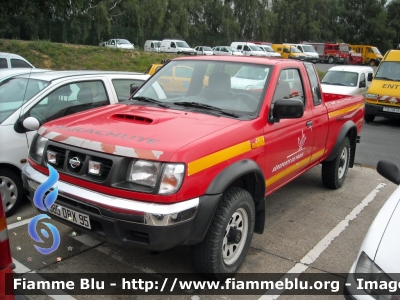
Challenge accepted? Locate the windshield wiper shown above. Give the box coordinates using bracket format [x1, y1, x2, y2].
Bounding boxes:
[173, 102, 239, 118]
[130, 96, 169, 108]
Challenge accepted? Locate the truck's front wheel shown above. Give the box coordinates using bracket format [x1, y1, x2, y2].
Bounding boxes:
[322, 137, 350, 189]
[328, 56, 335, 64]
[190, 187, 255, 280]
[364, 114, 375, 122]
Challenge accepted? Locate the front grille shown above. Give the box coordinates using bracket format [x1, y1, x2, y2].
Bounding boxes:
[45, 142, 114, 183]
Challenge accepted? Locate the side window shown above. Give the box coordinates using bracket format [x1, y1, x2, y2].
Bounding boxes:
[297, 46, 302, 52]
[11, 59, 32, 68]
[368, 48, 373, 53]
[176, 67, 193, 78]
[29, 81, 109, 124]
[305, 63, 322, 106]
[112, 79, 144, 100]
[237, 45, 242, 50]
[359, 73, 366, 85]
[244, 46, 250, 51]
[0, 58, 8, 68]
[171, 42, 176, 48]
[111, 40, 115, 45]
[151, 43, 154, 48]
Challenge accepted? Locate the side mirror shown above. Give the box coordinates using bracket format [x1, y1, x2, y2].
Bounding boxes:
[130, 84, 139, 96]
[23, 117, 40, 131]
[271, 99, 304, 122]
[367, 73, 373, 81]
[377, 160, 400, 185]
[359, 81, 366, 88]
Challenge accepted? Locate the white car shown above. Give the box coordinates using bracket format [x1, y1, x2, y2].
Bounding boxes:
[0, 70, 149, 216]
[231, 65, 270, 90]
[258, 45, 281, 58]
[0, 52, 35, 69]
[104, 39, 134, 50]
[194, 46, 213, 56]
[345, 160, 400, 299]
[212, 46, 243, 56]
[321, 66, 374, 97]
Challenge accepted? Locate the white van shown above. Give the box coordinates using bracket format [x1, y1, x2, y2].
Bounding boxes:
[160, 39, 196, 55]
[144, 40, 161, 52]
[257, 45, 281, 58]
[284, 43, 319, 63]
[230, 42, 268, 57]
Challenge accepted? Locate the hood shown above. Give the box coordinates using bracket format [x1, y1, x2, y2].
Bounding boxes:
[321, 84, 361, 95]
[374, 185, 400, 273]
[39, 104, 240, 162]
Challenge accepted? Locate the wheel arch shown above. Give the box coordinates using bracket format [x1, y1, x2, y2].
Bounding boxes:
[325, 121, 358, 167]
[206, 159, 266, 234]
[0, 163, 22, 177]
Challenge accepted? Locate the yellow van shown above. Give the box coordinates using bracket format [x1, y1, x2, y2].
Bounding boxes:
[365, 50, 400, 122]
[271, 44, 306, 61]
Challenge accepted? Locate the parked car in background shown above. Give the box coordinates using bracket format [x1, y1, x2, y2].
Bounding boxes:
[0, 52, 35, 69]
[271, 44, 306, 61]
[194, 46, 213, 56]
[212, 46, 243, 56]
[321, 65, 373, 98]
[364, 49, 400, 122]
[144, 40, 161, 52]
[147, 63, 164, 75]
[257, 45, 281, 58]
[102, 39, 134, 50]
[0, 70, 149, 217]
[160, 39, 196, 55]
[284, 43, 319, 63]
[230, 42, 268, 57]
[345, 160, 400, 300]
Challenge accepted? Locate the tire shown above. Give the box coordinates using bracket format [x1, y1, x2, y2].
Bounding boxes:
[328, 56, 335, 64]
[369, 60, 376, 66]
[0, 169, 23, 217]
[190, 187, 255, 280]
[322, 137, 351, 189]
[364, 114, 375, 122]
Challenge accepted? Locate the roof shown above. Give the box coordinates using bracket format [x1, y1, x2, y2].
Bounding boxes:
[327, 65, 374, 72]
[173, 55, 288, 66]
[0, 68, 48, 80]
[0, 52, 28, 59]
[15, 70, 148, 81]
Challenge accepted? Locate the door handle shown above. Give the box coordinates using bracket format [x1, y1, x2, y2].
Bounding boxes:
[306, 120, 313, 127]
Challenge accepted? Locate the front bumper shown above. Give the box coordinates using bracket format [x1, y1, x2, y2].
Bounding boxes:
[365, 103, 400, 119]
[22, 164, 221, 250]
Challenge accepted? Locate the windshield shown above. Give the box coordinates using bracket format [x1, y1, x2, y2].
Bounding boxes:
[321, 71, 359, 86]
[117, 39, 131, 45]
[134, 60, 272, 118]
[340, 44, 349, 52]
[249, 45, 262, 51]
[375, 62, 400, 81]
[263, 46, 274, 52]
[176, 41, 190, 48]
[302, 45, 316, 53]
[203, 47, 213, 51]
[227, 47, 238, 52]
[372, 47, 381, 55]
[0, 77, 50, 123]
[290, 46, 301, 53]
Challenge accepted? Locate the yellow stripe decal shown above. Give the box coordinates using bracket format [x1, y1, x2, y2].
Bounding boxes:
[311, 148, 325, 161]
[266, 156, 310, 186]
[328, 103, 364, 118]
[266, 148, 326, 186]
[188, 140, 251, 176]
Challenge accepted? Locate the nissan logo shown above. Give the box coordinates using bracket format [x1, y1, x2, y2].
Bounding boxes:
[69, 157, 81, 168]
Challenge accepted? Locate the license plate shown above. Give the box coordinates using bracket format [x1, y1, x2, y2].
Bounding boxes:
[49, 204, 91, 229]
[383, 107, 400, 114]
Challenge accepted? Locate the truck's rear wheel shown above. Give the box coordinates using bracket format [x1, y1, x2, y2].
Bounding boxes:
[328, 57, 335, 64]
[322, 137, 350, 189]
[369, 60, 376, 66]
[190, 187, 255, 280]
[364, 114, 375, 122]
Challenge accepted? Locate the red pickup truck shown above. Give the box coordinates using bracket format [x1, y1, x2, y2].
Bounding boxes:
[22, 56, 364, 279]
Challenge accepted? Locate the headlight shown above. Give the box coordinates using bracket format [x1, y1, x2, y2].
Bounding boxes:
[127, 160, 161, 187]
[367, 93, 378, 100]
[354, 252, 399, 299]
[29, 135, 48, 163]
[159, 164, 185, 195]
